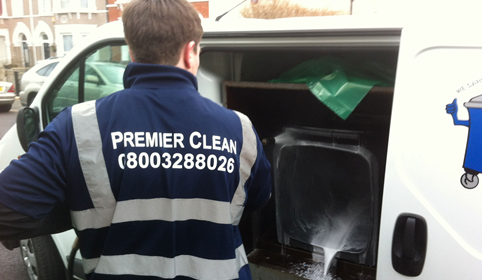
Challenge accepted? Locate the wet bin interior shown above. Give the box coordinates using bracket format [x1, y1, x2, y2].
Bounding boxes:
[223, 82, 394, 278]
[274, 127, 379, 268]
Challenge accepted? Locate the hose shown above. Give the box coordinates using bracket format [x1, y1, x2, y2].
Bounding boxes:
[68, 237, 80, 280]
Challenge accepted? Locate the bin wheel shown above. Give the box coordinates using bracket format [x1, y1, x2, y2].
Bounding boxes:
[461, 173, 479, 189]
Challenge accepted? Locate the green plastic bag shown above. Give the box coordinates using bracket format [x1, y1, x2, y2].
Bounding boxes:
[270, 57, 394, 120]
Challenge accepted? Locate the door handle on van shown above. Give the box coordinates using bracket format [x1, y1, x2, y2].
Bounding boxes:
[392, 213, 427, 277]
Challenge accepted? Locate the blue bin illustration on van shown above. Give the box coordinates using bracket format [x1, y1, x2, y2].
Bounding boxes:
[446, 97, 482, 189]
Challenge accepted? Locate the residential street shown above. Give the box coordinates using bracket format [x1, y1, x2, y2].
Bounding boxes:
[0, 97, 20, 140]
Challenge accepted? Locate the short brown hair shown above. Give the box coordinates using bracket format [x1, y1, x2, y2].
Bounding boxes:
[122, 0, 203, 65]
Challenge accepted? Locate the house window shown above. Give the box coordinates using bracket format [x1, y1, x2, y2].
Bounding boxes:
[41, 33, 50, 59]
[39, 0, 51, 14]
[21, 34, 30, 67]
[81, 0, 88, 8]
[63, 35, 73, 52]
[0, 37, 7, 63]
[12, 0, 24, 16]
[60, 0, 70, 9]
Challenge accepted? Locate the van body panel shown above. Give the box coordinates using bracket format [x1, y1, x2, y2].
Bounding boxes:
[0, 125, 23, 171]
[1, 18, 481, 279]
[377, 25, 482, 278]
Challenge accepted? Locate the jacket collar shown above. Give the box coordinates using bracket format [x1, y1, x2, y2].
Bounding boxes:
[123, 63, 198, 91]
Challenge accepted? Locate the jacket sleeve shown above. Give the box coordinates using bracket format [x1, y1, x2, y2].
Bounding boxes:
[0, 110, 73, 240]
[0, 201, 72, 241]
[244, 128, 272, 211]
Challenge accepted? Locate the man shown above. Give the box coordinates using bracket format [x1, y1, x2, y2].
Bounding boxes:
[0, 0, 271, 279]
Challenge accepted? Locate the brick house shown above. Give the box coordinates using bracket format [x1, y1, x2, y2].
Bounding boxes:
[0, 0, 211, 68]
[106, 0, 209, 22]
[0, 0, 108, 67]
[191, 0, 209, 18]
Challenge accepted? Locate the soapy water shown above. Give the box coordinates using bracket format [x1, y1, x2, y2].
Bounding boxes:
[322, 248, 338, 276]
[275, 130, 377, 276]
[288, 260, 374, 280]
[285, 256, 371, 280]
[313, 204, 371, 275]
[248, 248, 342, 280]
[286, 199, 372, 276]
[286, 260, 340, 280]
[248, 247, 375, 280]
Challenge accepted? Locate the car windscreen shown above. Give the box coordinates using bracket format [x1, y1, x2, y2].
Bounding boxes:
[95, 64, 126, 85]
[36, 62, 59, 77]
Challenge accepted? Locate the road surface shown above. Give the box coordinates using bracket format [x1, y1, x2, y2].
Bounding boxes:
[0, 97, 30, 280]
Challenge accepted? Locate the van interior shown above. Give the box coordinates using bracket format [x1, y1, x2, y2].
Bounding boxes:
[199, 45, 399, 279]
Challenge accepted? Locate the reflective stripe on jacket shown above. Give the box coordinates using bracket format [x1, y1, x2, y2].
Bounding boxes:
[70, 100, 257, 279]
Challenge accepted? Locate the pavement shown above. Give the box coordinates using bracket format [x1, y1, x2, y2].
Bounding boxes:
[0, 245, 29, 280]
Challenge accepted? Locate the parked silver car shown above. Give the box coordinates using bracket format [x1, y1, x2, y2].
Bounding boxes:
[0, 81, 15, 112]
[49, 61, 126, 117]
[19, 59, 61, 106]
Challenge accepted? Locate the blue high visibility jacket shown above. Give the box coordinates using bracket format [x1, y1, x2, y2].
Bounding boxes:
[0, 63, 272, 280]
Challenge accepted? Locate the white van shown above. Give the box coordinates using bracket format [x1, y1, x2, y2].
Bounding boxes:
[1, 17, 481, 280]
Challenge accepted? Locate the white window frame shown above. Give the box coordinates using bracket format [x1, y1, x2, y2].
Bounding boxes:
[53, 0, 98, 12]
[41, 33, 50, 59]
[12, 0, 24, 17]
[60, 0, 70, 9]
[38, 0, 52, 15]
[0, 31, 12, 64]
[55, 24, 97, 56]
[0, 0, 7, 16]
[62, 34, 73, 52]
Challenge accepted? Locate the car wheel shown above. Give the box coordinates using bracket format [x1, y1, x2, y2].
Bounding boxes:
[20, 236, 67, 280]
[0, 104, 12, 112]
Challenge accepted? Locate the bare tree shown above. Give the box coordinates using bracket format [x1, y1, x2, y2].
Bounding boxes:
[240, 0, 346, 19]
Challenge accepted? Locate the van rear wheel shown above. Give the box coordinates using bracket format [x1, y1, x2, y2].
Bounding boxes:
[20, 236, 66, 280]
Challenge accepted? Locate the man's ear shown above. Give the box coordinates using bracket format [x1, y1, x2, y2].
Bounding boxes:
[182, 41, 196, 70]
[129, 49, 135, 62]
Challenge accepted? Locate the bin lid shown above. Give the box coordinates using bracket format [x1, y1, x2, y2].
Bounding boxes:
[464, 94, 482, 108]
